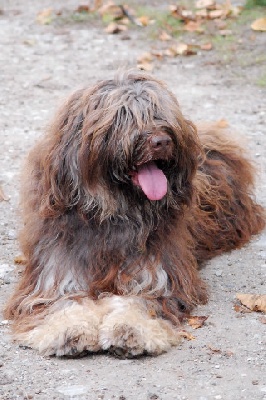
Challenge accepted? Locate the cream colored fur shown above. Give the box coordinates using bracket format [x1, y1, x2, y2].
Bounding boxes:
[14, 296, 180, 357]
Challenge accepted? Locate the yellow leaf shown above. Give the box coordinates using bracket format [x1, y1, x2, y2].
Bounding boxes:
[105, 23, 127, 34]
[177, 330, 195, 340]
[188, 315, 209, 329]
[137, 15, 152, 26]
[251, 17, 266, 32]
[236, 293, 266, 313]
[14, 255, 27, 265]
[36, 8, 53, 25]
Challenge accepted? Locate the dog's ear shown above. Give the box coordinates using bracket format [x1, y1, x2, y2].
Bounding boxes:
[172, 118, 202, 206]
[35, 91, 87, 217]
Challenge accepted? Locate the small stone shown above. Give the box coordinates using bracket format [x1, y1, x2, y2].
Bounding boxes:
[252, 380, 259, 385]
[56, 385, 90, 396]
[215, 270, 223, 277]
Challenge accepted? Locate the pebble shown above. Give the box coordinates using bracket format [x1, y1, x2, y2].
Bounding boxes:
[215, 270, 223, 277]
[56, 385, 90, 396]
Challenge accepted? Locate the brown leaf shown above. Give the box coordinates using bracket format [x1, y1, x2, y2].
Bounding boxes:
[201, 42, 213, 51]
[36, 8, 53, 25]
[184, 20, 203, 32]
[251, 17, 266, 32]
[170, 6, 194, 22]
[208, 345, 222, 353]
[236, 293, 266, 313]
[76, 5, 90, 13]
[137, 52, 153, 63]
[98, 3, 122, 18]
[177, 330, 195, 340]
[105, 22, 127, 34]
[219, 29, 232, 36]
[208, 9, 225, 19]
[14, 255, 27, 265]
[0, 186, 8, 201]
[165, 43, 198, 57]
[137, 62, 154, 72]
[137, 15, 152, 26]
[188, 315, 209, 329]
[151, 50, 164, 60]
[196, 0, 215, 9]
[234, 303, 252, 313]
[159, 30, 172, 41]
[196, 9, 208, 18]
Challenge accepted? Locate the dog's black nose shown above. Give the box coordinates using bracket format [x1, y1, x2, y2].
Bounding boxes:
[151, 135, 172, 149]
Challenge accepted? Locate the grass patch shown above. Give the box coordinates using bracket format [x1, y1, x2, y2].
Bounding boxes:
[256, 73, 266, 86]
[135, 6, 183, 38]
[245, 0, 266, 8]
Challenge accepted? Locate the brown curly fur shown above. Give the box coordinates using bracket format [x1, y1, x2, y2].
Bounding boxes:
[4, 71, 265, 357]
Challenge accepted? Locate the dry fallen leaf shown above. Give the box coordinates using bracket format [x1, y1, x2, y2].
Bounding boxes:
[165, 43, 198, 57]
[14, 255, 27, 265]
[208, 345, 222, 353]
[137, 61, 154, 72]
[184, 20, 203, 33]
[234, 303, 252, 313]
[196, 0, 215, 9]
[201, 42, 213, 51]
[196, 9, 208, 18]
[209, 9, 225, 19]
[137, 52, 153, 63]
[76, 5, 90, 13]
[36, 8, 53, 25]
[177, 330, 195, 340]
[137, 15, 152, 26]
[98, 2, 122, 17]
[188, 315, 209, 329]
[236, 293, 266, 313]
[251, 17, 266, 32]
[159, 30, 172, 41]
[219, 29, 232, 36]
[105, 22, 127, 34]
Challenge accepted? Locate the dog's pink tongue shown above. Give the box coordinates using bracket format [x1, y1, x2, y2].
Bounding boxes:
[137, 162, 167, 201]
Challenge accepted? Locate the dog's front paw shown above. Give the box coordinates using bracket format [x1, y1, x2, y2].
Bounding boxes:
[99, 307, 180, 358]
[101, 322, 146, 358]
[17, 301, 101, 357]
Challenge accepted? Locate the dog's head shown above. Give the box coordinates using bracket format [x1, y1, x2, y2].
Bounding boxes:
[40, 71, 202, 217]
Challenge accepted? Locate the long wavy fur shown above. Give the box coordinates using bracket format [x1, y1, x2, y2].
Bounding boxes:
[4, 71, 265, 357]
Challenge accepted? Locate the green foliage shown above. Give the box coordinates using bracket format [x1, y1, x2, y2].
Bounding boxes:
[256, 74, 266, 87]
[135, 6, 183, 37]
[245, 0, 266, 8]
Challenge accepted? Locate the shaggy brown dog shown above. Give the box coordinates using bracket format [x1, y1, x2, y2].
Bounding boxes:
[5, 71, 265, 358]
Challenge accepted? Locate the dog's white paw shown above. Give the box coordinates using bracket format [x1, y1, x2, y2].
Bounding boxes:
[18, 301, 101, 357]
[99, 307, 179, 358]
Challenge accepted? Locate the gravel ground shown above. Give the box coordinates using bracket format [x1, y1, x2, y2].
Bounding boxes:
[0, 1, 265, 399]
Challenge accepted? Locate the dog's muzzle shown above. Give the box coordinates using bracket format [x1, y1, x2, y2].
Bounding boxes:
[131, 132, 173, 201]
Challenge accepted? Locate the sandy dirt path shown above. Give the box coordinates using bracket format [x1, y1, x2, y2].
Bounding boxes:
[0, 1, 265, 399]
